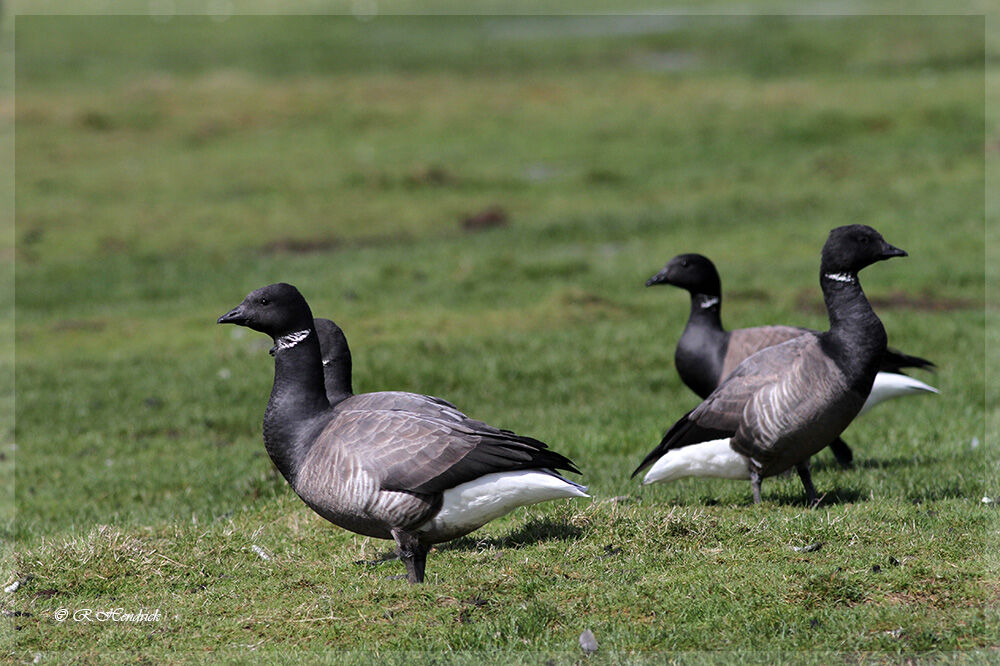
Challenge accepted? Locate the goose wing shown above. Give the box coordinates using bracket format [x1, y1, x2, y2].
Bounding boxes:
[726, 336, 849, 467]
[329, 409, 580, 496]
[721, 325, 809, 378]
[696, 334, 819, 428]
[341, 391, 466, 422]
[341, 391, 527, 437]
[727, 326, 933, 378]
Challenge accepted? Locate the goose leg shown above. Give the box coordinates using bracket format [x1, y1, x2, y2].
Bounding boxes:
[391, 528, 429, 584]
[409, 544, 429, 583]
[795, 462, 819, 507]
[749, 468, 763, 504]
[827, 437, 854, 469]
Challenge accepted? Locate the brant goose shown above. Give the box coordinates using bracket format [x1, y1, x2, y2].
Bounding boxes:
[633, 225, 908, 504]
[645, 253, 936, 467]
[219, 285, 588, 583]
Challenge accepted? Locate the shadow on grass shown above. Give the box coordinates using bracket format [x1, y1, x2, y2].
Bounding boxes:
[440, 517, 585, 553]
[350, 518, 585, 568]
[795, 487, 866, 507]
[755, 473, 974, 506]
[646, 484, 869, 508]
[810, 453, 939, 474]
[725, 485, 869, 508]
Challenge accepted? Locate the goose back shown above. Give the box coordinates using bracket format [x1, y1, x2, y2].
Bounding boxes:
[719, 325, 808, 386]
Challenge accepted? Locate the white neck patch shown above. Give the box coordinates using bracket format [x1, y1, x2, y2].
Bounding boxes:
[824, 272, 856, 284]
[275, 329, 311, 352]
[700, 296, 720, 309]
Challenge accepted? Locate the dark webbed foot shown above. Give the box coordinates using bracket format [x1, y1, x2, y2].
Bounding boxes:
[795, 462, 819, 507]
[828, 437, 854, 469]
[391, 528, 430, 584]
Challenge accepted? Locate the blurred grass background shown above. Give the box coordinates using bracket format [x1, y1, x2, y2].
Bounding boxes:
[5, 5, 995, 658]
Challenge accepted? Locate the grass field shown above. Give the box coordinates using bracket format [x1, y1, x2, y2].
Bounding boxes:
[7, 10, 996, 661]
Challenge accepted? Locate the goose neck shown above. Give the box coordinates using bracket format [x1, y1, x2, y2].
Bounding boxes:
[263, 327, 330, 483]
[688, 292, 723, 327]
[323, 353, 354, 406]
[820, 272, 876, 330]
[820, 271, 886, 387]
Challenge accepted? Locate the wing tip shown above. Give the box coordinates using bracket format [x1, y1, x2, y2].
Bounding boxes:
[630, 448, 662, 480]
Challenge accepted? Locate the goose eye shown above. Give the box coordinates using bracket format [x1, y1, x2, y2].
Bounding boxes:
[856, 235, 869, 245]
[258, 297, 268, 306]
[681, 260, 689, 268]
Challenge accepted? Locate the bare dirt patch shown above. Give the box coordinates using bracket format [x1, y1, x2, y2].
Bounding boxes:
[461, 205, 509, 232]
[796, 289, 978, 314]
[260, 233, 412, 255]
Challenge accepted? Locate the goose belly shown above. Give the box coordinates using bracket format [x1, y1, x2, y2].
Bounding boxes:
[295, 484, 395, 540]
[294, 465, 412, 541]
[642, 438, 750, 485]
[415, 470, 589, 543]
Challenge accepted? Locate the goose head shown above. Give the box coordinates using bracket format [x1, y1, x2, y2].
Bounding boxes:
[821, 225, 907, 275]
[646, 253, 721, 296]
[217, 282, 314, 339]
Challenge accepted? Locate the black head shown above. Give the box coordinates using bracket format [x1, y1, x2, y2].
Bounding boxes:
[313, 318, 351, 368]
[217, 283, 314, 338]
[820, 225, 907, 275]
[645, 253, 721, 296]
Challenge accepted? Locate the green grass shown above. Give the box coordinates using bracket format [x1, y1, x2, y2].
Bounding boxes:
[8, 11, 995, 661]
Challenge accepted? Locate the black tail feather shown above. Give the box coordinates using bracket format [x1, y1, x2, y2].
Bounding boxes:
[880, 347, 935, 374]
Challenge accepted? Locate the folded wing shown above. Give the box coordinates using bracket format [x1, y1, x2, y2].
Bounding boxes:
[327, 409, 580, 497]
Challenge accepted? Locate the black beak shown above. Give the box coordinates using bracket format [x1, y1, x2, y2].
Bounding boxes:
[645, 267, 672, 287]
[217, 305, 248, 325]
[879, 242, 907, 259]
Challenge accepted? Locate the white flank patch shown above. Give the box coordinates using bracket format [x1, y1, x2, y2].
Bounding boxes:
[642, 438, 749, 485]
[275, 329, 311, 352]
[417, 470, 588, 537]
[824, 272, 856, 283]
[859, 372, 939, 415]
